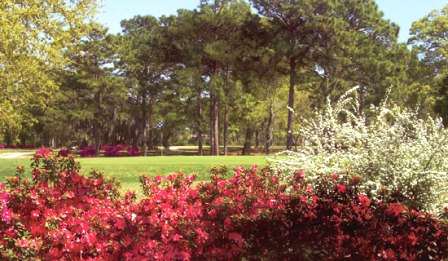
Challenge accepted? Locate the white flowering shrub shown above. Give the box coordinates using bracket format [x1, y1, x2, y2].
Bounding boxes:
[269, 87, 448, 212]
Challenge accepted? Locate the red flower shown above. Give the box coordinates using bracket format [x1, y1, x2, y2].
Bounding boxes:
[35, 148, 52, 158]
[336, 184, 347, 194]
[386, 203, 405, 217]
[296, 170, 305, 179]
[358, 194, 370, 207]
[269, 176, 279, 184]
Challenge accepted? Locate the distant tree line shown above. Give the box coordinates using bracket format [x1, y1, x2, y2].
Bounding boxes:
[1, 0, 448, 156]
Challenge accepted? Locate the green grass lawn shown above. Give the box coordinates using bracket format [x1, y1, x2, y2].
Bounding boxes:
[0, 155, 268, 196]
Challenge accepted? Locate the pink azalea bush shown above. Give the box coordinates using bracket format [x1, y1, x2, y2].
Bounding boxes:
[81, 144, 139, 157]
[104, 145, 121, 157]
[57, 149, 71, 157]
[80, 146, 96, 157]
[126, 148, 140, 157]
[0, 152, 447, 260]
[103, 144, 139, 157]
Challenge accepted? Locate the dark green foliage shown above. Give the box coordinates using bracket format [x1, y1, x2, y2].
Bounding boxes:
[7, 2, 448, 156]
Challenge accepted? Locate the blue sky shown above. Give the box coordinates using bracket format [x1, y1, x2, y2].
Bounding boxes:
[95, 0, 447, 43]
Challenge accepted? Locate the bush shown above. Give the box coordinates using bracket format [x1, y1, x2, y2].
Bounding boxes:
[0, 152, 447, 260]
[126, 148, 140, 157]
[100, 144, 136, 157]
[80, 146, 96, 157]
[104, 145, 121, 157]
[270, 87, 448, 212]
[115, 144, 129, 151]
[57, 149, 71, 157]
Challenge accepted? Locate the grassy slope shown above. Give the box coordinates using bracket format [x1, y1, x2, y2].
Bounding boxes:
[0, 156, 268, 195]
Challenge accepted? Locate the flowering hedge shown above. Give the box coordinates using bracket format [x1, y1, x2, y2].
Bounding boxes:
[57, 149, 71, 157]
[104, 145, 121, 157]
[0, 151, 447, 260]
[270, 87, 448, 213]
[80, 146, 97, 157]
[126, 148, 140, 157]
[80, 145, 140, 157]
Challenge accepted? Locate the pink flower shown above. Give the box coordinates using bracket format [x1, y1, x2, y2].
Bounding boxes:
[196, 228, 208, 240]
[408, 233, 418, 246]
[31, 210, 40, 218]
[186, 175, 195, 183]
[269, 176, 279, 184]
[336, 184, 347, 194]
[172, 251, 190, 260]
[172, 234, 182, 242]
[208, 209, 217, 218]
[35, 148, 52, 158]
[228, 232, 244, 245]
[296, 170, 305, 179]
[215, 197, 223, 206]
[1, 208, 11, 222]
[386, 203, 405, 217]
[189, 189, 198, 199]
[115, 218, 125, 230]
[358, 194, 370, 207]
[332, 173, 338, 180]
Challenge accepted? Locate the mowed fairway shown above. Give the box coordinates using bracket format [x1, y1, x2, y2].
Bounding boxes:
[0, 155, 268, 196]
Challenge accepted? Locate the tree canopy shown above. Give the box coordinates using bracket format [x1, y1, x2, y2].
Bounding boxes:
[2, 1, 448, 155]
[0, 0, 98, 140]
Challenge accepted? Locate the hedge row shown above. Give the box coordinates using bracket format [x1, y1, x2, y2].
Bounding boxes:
[0, 150, 447, 260]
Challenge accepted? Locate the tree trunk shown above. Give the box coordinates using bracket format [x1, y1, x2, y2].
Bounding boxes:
[147, 100, 154, 150]
[197, 91, 203, 156]
[132, 94, 141, 149]
[93, 91, 101, 157]
[255, 130, 260, 149]
[197, 130, 203, 156]
[223, 105, 228, 156]
[358, 86, 365, 115]
[242, 127, 254, 156]
[210, 93, 219, 156]
[223, 65, 230, 156]
[132, 122, 139, 149]
[286, 59, 296, 150]
[265, 104, 274, 155]
[141, 93, 148, 156]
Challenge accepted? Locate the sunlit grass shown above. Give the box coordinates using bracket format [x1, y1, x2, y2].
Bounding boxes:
[0, 155, 268, 196]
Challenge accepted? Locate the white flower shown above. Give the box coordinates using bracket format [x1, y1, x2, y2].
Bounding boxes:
[269, 87, 448, 213]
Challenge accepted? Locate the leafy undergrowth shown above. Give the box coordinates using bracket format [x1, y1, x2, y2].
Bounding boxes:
[1, 150, 447, 260]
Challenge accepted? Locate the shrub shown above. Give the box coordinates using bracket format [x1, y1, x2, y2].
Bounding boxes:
[0, 152, 447, 260]
[270, 87, 448, 212]
[115, 144, 129, 151]
[0, 151, 121, 259]
[57, 149, 71, 157]
[104, 145, 121, 157]
[126, 148, 140, 157]
[102, 144, 135, 157]
[80, 146, 96, 157]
